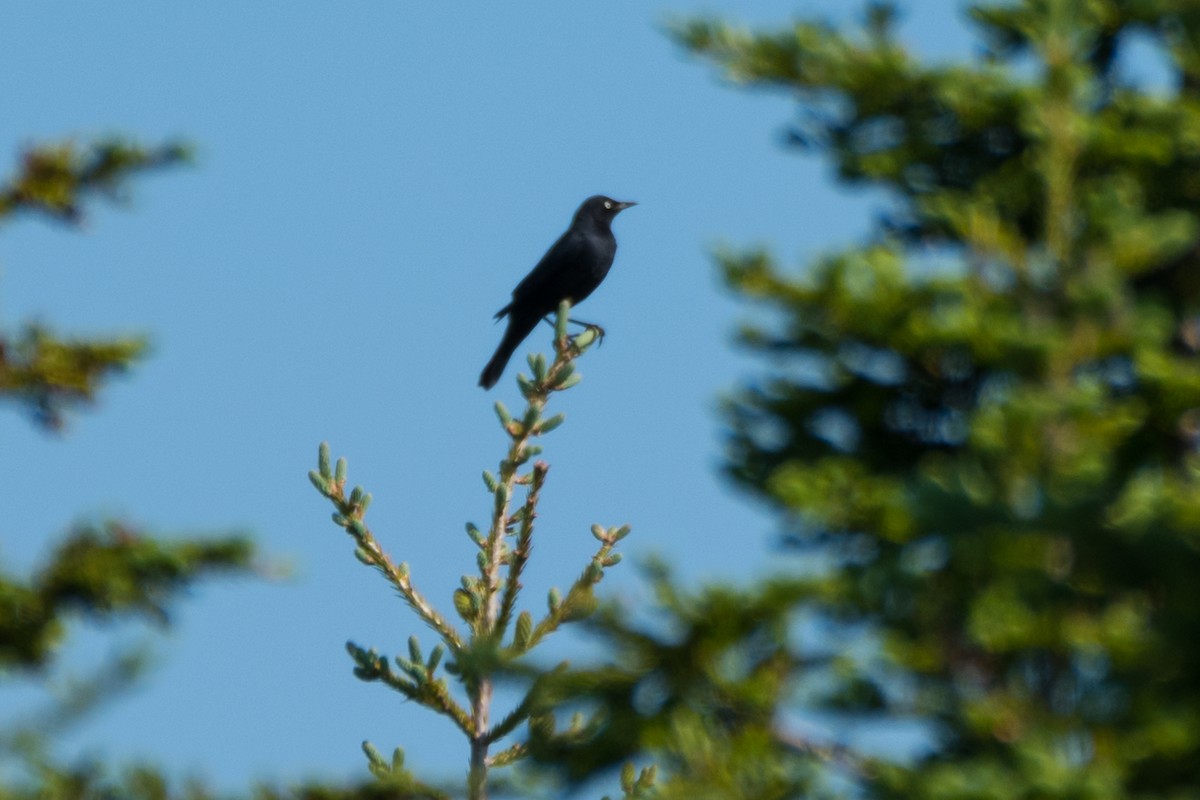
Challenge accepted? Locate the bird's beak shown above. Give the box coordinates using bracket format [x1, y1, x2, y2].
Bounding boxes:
[615, 200, 637, 211]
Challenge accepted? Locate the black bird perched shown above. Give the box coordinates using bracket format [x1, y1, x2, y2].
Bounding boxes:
[479, 195, 636, 389]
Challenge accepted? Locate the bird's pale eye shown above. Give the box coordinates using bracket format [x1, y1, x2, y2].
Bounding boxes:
[604, 200, 612, 209]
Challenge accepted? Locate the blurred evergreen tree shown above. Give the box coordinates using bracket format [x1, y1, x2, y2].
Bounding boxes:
[0, 140, 186, 429]
[0, 140, 263, 799]
[526, 2, 1200, 797]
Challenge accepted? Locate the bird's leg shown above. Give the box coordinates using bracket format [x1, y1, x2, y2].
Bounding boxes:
[539, 315, 593, 329]
[540, 315, 605, 346]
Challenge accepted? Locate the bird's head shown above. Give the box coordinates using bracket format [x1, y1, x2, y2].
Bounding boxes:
[577, 195, 637, 224]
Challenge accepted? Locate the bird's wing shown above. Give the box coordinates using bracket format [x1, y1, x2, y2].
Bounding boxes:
[509, 229, 586, 305]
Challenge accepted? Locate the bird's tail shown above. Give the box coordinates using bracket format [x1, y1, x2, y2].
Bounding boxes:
[479, 313, 540, 389]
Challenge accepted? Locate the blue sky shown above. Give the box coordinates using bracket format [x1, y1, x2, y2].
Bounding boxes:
[1, 2, 973, 791]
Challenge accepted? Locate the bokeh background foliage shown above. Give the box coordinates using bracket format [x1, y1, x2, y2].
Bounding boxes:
[529, 2, 1200, 798]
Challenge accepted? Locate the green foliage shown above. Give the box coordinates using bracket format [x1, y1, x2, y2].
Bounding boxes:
[0, 324, 149, 431]
[479, 3, 1200, 798]
[0, 139, 185, 430]
[636, 1, 1200, 798]
[0, 755, 443, 800]
[0, 139, 189, 224]
[0, 137, 265, 800]
[0, 521, 253, 670]
[523, 566, 830, 800]
[311, 302, 641, 799]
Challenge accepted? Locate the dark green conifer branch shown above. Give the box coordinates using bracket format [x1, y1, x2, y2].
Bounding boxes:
[0, 324, 149, 430]
[644, 3, 1200, 798]
[0, 138, 189, 225]
[0, 521, 254, 669]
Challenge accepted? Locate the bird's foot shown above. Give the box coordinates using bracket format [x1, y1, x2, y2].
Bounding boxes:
[570, 323, 605, 350]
